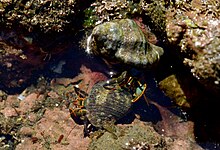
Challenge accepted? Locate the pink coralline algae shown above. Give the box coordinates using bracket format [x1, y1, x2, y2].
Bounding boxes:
[72, 65, 108, 92]
[52, 65, 107, 93]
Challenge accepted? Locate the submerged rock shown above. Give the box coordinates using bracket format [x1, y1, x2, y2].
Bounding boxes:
[159, 75, 190, 108]
[88, 120, 203, 150]
[0, 27, 73, 91]
[0, 37, 46, 91]
[159, 74, 202, 108]
[89, 121, 165, 150]
[86, 19, 164, 68]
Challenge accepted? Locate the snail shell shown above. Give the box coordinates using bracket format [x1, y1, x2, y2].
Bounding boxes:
[86, 19, 164, 68]
[85, 80, 133, 128]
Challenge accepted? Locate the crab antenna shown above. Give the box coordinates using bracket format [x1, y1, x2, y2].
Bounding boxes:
[143, 94, 149, 106]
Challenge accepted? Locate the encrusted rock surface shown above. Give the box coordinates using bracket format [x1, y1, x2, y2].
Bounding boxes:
[89, 120, 203, 150]
[84, 0, 166, 32]
[0, 0, 77, 32]
[166, 0, 220, 95]
[0, 35, 46, 90]
[159, 74, 204, 108]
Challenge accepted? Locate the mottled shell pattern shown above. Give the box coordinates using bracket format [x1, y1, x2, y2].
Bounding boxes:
[86, 19, 164, 68]
[85, 80, 133, 128]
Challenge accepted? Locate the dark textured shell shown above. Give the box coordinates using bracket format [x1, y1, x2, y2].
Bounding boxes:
[85, 81, 133, 128]
[86, 19, 164, 68]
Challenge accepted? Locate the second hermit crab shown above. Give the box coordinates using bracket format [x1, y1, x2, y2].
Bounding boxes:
[67, 71, 147, 136]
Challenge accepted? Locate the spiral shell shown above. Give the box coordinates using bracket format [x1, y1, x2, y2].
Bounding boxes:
[85, 80, 133, 128]
[86, 19, 164, 68]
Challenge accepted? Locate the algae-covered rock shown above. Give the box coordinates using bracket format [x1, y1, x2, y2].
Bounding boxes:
[0, 90, 7, 101]
[0, 0, 77, 32]
[84, 0, 166, 34]
[159, 74, 203, 108]
[166, 0, 220, 95]
[86, 19, 164, 68]
[88, 120, 203, 150]
[89, 121, 165, 150]
[0, 38, 46, 90]
[159, 75, 190, 108]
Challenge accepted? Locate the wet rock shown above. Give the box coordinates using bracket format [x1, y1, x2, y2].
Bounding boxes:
[0, 0, 95, 92]
[159, 75, 190, 108]
[5, 95, 19, 106]
[18, 93, 44, 115]
[166, 0, 220, 95]
[0, 90, 7, 101]
[150, 101, 195, 142]
[166, 138, 203, 150]
[0, 113, 23, 148]
[0, 100, 4, 109]
[19, 126, 34, 137]
[0, 0, 77, 32]
[52, 65, 107, 93]
[16, 138, 43, 150]
[88, 119, 202, 150]
[159, 74, 202, 108]
[84, 0, 144, 28]
[0, 36, 46, 91]
[0, 106, 18, 117]
[0, 76, 91, 149]
[27, 112, 38, 123]
[0, 95, 19, 111]
[84, 0, 166, 35]
[30, 108, 89, 150]
[47, 91, 60, 99]
[89, 120, 164, 150]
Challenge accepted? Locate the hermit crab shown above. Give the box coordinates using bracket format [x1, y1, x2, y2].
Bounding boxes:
[86, 19, 164, 68]
[68, 71, 147, 136]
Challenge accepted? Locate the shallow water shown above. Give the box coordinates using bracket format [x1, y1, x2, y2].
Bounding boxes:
[0, 29, 219, 150]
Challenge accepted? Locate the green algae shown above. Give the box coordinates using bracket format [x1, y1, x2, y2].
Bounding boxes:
[0, 0, 76, 32]
[83, 0, 167, 36]
[89, 121, 166, 150]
